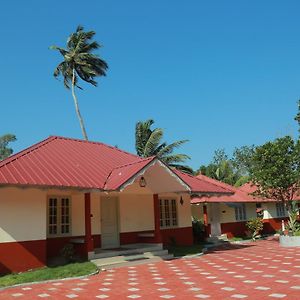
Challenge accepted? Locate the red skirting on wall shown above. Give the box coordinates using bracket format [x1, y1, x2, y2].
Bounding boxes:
[221, 221, 247, 238]
[263, 217, 288, 233]
[219, 217, 288, 238]
[160, 227, 193, 246]
[46, 234, 101, 258]
[120, 227, 193, 246]
[0, 240, 46, 275]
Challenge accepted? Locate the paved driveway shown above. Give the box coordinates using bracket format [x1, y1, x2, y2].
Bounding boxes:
[1, 238, 300, 299]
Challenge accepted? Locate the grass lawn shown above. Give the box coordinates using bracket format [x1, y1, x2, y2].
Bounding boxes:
[167, 244, 203, 257]
[0, 262, 98, 289]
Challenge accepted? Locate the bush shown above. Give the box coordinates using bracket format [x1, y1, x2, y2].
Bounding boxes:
[287, 201, 300, 236]
[192, 217, 205, 242]
[246, 218, 263, 241]
[60, 243, 75, 263]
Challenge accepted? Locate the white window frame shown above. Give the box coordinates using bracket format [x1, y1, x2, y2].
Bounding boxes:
[235, 204, 247, 221]
[159, 198, 178, 229]
[47, 196, 72, 237]
[276, 202, 286, 217]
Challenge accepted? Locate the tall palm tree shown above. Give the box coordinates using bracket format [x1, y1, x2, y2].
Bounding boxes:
[135, 119, 193, 174]
[50, 25, 108, 140]
[295, 99, 300, 137]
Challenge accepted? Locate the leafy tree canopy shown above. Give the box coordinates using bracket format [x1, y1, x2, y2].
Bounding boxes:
[198, 149, 241, 185]
[0, 134, 16, 160]
[135, 119, 193, 174]
[249, 136, 300, 205]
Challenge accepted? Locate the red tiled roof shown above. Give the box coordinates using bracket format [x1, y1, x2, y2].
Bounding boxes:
[104, 157, 155, 190]
[173, 170, 233, 194]
[191, 176, 273, 204]
[0, 136, 233, 194]
[0, 136, 144, 190]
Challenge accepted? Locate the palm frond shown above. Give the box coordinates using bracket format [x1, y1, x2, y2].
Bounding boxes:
[156, 139, 189, 157]
[169, 164, 194, 175]
[161, 154, 191, 164]
[143, 128, 164, 157]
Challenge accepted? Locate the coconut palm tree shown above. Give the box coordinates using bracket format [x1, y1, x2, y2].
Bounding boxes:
[135, 119, 193, 174]
[50, 25, 108, 140]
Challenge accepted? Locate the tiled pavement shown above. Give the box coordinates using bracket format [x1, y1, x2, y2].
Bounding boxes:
[1, 238, 300, 299]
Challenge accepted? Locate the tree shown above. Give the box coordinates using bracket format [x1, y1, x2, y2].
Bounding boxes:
[197, 149, 241, 185]
[249, 136, 300, 211]
[135, 119, 193, 174]
[0, 134, 16, 160]
[51, 25, 108, 140]
[231, 145, 255, 176]
[295, 99, 300, 136]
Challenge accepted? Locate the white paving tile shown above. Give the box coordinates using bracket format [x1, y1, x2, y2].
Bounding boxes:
[160, 296, 175, 299]
[189, 287, 202, 291]
[231, 295, 248, 299]
[268, 294, 287, 298]
[66, 295, 79, 299]
[12, 294, 24, 298]
[127, 295, 141, 299]
[157, 288, 170, 292]
[221, 287, 235, 291]
[255, 286, 270, 290]
[195, 294, 211, 299]
[96, 296, 109, 299]
[290, 286, 300, 289]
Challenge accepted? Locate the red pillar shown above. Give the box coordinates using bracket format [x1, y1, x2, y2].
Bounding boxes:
[153, 194, 162, 243]
[84, 193, 94, 257]
[203, 205, 209, 237]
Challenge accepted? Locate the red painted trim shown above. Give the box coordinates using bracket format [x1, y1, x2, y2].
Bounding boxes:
[221, 221, 247, 238]
[84, 193, 93, 254]
[47, 235, 101, 258]
[0, 240, 46, 275]
[120, 227, 193, 246]
[160, 227, 193, 246]
[219, 217, 289, 238]
[203, 205, 209, 237]
[153, 194, 162, 243]
[263, 217, 288, 233]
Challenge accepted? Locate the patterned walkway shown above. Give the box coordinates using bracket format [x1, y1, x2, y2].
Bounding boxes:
[1, 238, 300, 299]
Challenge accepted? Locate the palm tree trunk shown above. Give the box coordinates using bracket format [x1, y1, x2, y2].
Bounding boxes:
[71, 68, 88, 140]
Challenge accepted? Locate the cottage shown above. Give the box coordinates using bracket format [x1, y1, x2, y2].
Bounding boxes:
[191, 175, 299, 238]
[0, 136, 230, 274]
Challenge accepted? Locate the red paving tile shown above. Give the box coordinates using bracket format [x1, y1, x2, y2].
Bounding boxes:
[1, 238, 300, 299]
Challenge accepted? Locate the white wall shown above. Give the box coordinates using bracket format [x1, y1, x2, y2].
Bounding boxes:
[0, 187, 47, 242]
[119, 193, 154, 232]
[191, 202, 258, 224]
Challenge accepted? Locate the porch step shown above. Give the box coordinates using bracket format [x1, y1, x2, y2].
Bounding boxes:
[92, 243, 164, 259]
[90, 244, 173, 269]
[206, 234, 229, 244]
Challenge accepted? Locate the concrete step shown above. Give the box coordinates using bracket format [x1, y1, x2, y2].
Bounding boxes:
[96, 255, 174, 270]
[92, 244, 163, 259]
[91, 248, 173, 269]
[206, 234, 229, 244]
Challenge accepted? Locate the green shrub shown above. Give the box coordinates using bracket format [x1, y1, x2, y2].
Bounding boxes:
[60, 243, 75, 263]
[246, 218, 263, 241]
[192, 217, 205, 242]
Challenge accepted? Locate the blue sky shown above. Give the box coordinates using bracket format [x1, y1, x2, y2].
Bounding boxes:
[1, 1, 300, 169]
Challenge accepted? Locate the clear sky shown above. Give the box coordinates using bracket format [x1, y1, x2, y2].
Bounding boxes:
[1, 1, 300, 169]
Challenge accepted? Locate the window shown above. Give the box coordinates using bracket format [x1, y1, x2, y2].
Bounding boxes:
[276, 203, 285, 217]
[159, 199, 178, 228]
[48, 197, 71, 236]
[235, 204, 246, 221]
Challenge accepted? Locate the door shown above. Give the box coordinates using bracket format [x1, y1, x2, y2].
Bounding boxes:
[101, 196, 120, 249]
[210, 203, 221, 236]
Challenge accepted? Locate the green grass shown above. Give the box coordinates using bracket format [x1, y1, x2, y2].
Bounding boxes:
[167, 244, 203, 257]
[0, 262, 98, 289]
